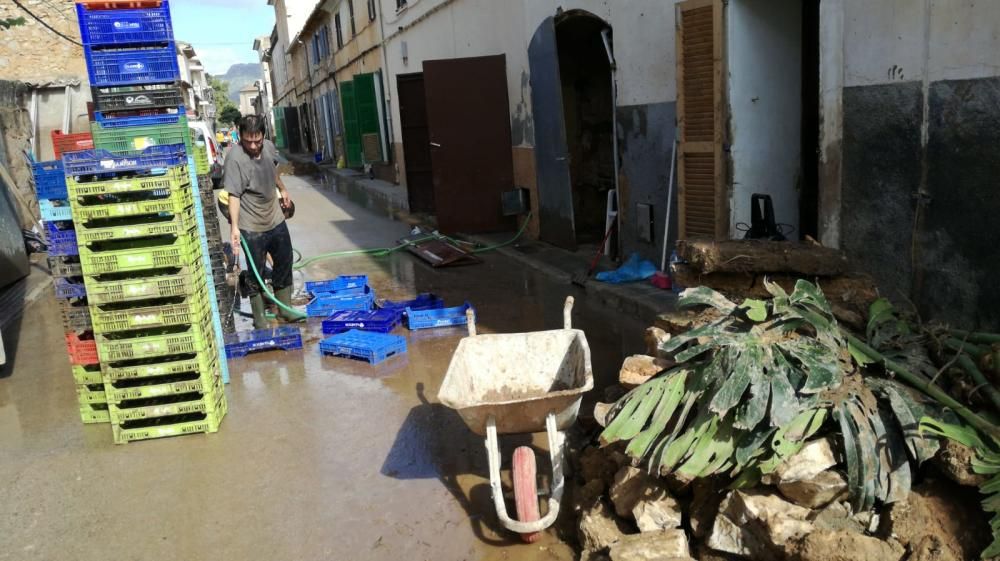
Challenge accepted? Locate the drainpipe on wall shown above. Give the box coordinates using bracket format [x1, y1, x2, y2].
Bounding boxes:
[601, 28, 621, 259]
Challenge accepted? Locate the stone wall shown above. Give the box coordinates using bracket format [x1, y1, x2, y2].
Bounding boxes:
[0, 81, 37, 225]
[0, 0, 87, 83]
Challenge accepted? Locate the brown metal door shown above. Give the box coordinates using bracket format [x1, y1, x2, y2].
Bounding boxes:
[397, 73, 435, 213]
[676, 0, 728, 239]
[423, 55, 515, 233]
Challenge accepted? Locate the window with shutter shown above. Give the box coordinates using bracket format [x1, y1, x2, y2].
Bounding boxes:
[334, 14, 344, 49]
[348, 0, 356, 37]
[677, 0, 728, 239]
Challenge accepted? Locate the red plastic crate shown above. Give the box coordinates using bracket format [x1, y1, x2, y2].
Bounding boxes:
[51, 131, 94, 159]
[65, 331, 99, 365]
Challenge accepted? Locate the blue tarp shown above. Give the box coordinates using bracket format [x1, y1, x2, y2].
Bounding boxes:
[595, 253, 658, 283]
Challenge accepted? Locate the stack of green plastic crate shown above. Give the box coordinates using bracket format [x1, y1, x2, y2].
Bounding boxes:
[67, 159, 227, 444]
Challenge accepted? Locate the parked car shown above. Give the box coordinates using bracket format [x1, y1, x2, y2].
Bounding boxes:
[188, 120, 224, 187]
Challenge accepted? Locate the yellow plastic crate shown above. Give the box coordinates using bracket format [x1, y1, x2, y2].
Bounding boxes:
[101, 351, 218, 382]
[83, 263, 207, 305]
[79, 402, 111, 424]
[77, 383, 107, 405]
[75, 206, 199, 245]
[112, 399, 227, 444]
[79, 236, 203, 275]
[95, 314, 214, 362]
[90, 291, 212, 334]
[108, 382, 225, 424]
[67, 167, 189, 198]
[72, 364, 103, 385]
[71, 186, 193, 223]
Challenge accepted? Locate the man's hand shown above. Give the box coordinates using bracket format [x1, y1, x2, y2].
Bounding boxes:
[280, 189, 291, 208]
[231, 230, 241, 258]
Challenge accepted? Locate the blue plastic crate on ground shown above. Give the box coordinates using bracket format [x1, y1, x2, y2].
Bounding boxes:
[305, 275, 368, 295]
[306, 287, 375, 317]
[378, 293, 444, 316]
[32, 160, 67, 200]
[45, 221, 79, 256]
[54, 277, 87, 299]
[62, 145, 187, 176]
[407, 302, 475, 330]
[322, 309, 400, 335]
[224, 326, 303, 359]
[39, 199, 72, 222]
[77, 1, 174, 47]
[319, 330, 407, 365]
[93, 105, 185, 127]
[84, 43, 180, 87]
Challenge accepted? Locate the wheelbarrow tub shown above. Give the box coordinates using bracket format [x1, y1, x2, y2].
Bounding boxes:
[438, 329, 593, 436]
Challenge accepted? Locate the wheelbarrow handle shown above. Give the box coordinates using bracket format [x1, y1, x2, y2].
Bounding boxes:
[564, 296, 574, 330]
[485, 413, 565, 534]
[466, 307, 477, 337]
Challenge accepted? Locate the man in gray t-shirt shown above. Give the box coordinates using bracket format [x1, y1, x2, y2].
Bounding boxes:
[223, 115, 297, 328]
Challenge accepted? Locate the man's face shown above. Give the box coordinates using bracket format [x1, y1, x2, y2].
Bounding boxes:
[241, 132, 264, 158]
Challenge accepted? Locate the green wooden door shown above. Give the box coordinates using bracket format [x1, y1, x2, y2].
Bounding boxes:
[340, 80, 362, 167]
[273, 107, 286, 149]
[354, 72, 382, 161]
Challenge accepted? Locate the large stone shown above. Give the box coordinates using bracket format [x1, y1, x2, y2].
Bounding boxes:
[765, 439, 838, 485]
[707, 490, 813, 558]
[812, 501, 866, 534]
[619, 355, 674, 388]
[777, 470, 848, 509]
[932, 438, 988, 487]
[644, 327, 672, 358]
[786, 529, 905, 561]
[579, 499, 630, 552]
[608, 529, 690, 561]
[608, 466, 682, 531]
[633, 495, 683, 533]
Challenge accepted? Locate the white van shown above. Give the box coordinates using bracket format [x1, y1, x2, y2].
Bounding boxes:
[188, 120, 223, 187]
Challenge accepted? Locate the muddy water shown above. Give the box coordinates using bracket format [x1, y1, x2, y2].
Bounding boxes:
[0, 176, 647, 560]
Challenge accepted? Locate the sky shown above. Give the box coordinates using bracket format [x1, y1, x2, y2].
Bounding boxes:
[169, 0, 277, 76]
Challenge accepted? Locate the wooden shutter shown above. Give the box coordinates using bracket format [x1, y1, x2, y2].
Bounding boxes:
[339, 80, 362, 166]
[677, 0, 727, 239]
[354, 73, 384, 161]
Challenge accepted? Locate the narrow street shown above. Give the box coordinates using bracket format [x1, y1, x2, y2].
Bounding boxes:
[0, 172, 647, 561]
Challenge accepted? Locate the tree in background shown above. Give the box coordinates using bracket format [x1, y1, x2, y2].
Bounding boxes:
[208, 75, 240, 124]
[219, 106, 242, 126]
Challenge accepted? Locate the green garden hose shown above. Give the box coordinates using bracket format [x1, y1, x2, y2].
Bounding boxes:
[236, 212, 532, 321]
[240, 236, 307, 320]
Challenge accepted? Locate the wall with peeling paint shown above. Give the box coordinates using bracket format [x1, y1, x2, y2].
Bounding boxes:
[828, 0, 1000, 329]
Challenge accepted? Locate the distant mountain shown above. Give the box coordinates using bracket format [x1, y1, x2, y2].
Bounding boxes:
[217, 63, 264, 103]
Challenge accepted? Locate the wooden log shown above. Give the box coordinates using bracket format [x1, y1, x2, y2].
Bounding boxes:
[676, 239, 850, 276]
[619, 355, 674, 389]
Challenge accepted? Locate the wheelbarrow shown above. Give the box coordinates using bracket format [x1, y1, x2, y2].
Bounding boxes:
[438, 296, 593, 542]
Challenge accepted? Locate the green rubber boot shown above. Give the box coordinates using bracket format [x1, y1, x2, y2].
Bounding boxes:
[274, 286, 302, 322]
[249, 294, 269, 330]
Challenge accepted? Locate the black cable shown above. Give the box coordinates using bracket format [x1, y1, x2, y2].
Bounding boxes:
[11, 0, 82, 47]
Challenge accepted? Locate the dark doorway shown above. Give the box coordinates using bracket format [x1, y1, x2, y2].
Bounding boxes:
[555, 12, 614, 245]
[799, 0, 820, 240]
[423, 55, 515, 234]
[285, 107, 302, 153]
[397, 73, 435, 214]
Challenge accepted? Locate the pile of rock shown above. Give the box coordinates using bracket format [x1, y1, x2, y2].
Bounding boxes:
[572, 326, 991, 561]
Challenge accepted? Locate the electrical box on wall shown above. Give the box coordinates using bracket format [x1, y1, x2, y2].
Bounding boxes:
[636, 203, 654, 243]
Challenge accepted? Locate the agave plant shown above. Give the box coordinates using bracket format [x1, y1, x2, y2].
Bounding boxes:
[600, 280, 949, 511]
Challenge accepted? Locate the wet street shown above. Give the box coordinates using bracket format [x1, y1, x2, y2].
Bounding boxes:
[0, 173, 648, 561]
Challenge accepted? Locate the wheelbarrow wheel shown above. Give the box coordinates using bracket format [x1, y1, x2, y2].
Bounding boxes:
[512, 446, 541, 543]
